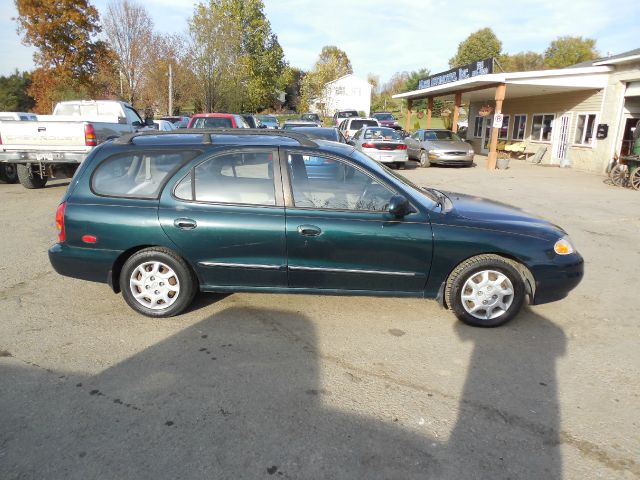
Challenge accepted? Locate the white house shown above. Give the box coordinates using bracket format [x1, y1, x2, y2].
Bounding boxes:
[311, 74, 372, 117]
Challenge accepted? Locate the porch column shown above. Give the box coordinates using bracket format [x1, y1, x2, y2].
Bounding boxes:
[426, 97, 433, 129]
[405, 99, 413, 131]
[487, 83, 506, 170]
[451, 93, 462, 133]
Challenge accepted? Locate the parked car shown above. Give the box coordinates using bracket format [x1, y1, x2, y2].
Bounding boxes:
[187, 113, 249, 129]
[300, 113, 322, 125]
[290, 127, 345, 143]
[153, 120, 177, 131]
[49, 129, 583, 327]
[0, 112, 37, 183]
[241, 114, 266, 129]
[338, 117, 380, 141]
[282, 120, 319, 130]
[0, 100, 152, 189]
[349, 126, 408, 169]
[256, 115, 279, 129]
[371, 112, 400, 130]
[160, 116, 190, 128]
[405, 129, 475, 167]
[333, 110, 359, 126]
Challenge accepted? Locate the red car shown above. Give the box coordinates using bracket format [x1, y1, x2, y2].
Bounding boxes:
[187, 113, 250, 129]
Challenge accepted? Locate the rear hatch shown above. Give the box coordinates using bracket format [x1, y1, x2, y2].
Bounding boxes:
[0, 120, 89, 150]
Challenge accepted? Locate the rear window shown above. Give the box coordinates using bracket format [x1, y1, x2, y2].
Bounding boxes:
[374, 113, 395, 121]
[350, 120, 377, 130]
[363, 128, 401, 140]
[92, 151, 198, 198]
[338, 111, 358, 118]
[191, 117, 233, 128]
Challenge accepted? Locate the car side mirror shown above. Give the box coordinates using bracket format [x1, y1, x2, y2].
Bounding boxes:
[388, 195, 412, 218]
[144, 117, 154, 126]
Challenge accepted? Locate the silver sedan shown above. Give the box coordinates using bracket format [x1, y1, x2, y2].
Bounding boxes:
[405, 129, 475, 167]
[348, 126, 409, 168]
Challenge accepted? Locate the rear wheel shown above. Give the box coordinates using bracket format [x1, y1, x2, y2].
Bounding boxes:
[631, 168, 640, 191]
[120, 247, 197, 318]
[17, 164, 48, 189]
[445, 255, 525, 327]
[610, 164, 628, 187]
[0, 164, 18, 183]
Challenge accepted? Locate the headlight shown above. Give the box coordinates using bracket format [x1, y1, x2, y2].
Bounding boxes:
[468, 149, 474, 155]
[428, 150, 440, 159]
[554, 237, 575, 255]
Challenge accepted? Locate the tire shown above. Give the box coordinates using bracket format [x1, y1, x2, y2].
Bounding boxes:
[17, 164, 48, 189]
[0, 164, 18, 183]
[445, 255, 526, 327]
[631, 168, 640, 191]
[120, 247, 198, 318]
[610, 164, 628, 187]
[419, 150, 430, 168]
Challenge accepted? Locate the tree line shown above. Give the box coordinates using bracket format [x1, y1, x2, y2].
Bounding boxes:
[2, 3, 600, 117]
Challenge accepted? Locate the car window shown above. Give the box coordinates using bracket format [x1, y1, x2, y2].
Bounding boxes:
[349, 120, 377, 130]
[191, 117, 233, 128]
[124, 106, 143, 125]
[411, 131, 421, 140]
[175, 151, 275, 206]
[425, 130, 462, 141]
[92, 151, 197, 198]
[363, 128, 401, 140]
[234, 115, 250, 128]
[352, 129, 362, 140]
[287, 153, 394, 212]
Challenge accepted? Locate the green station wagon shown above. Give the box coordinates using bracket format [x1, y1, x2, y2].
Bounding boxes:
[49, 130, 583, 327]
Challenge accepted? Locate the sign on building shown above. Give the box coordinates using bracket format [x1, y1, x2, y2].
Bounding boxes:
[418, 58, 494, 90]
[493, 114, 504, 128]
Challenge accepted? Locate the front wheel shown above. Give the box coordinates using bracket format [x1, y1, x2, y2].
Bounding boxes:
[17, 164, 48, 189]
[610, 164, 628, 187]
[630, 168, 640, 191]
[419, 151, 430, 168]
[445, 255, 525, 327]
[120, 247, 197, 317]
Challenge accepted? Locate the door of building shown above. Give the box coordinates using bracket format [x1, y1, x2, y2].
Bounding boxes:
[480, 116, 493, 154]
[552, 113, 571, 164]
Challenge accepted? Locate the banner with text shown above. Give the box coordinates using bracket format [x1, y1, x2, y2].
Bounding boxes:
[418, 58, 494, 90]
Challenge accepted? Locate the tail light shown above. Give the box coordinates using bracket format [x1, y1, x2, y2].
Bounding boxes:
[397, 144, 408, 150]
[0, 132, 2, 144]
[55, 202, 66, 242]
[361, 143, 375, 148]
[84, 124, 97, 146]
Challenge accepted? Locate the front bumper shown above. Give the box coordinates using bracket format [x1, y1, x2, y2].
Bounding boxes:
[429, 153, 474, 165]
[530, 253, 584, 305]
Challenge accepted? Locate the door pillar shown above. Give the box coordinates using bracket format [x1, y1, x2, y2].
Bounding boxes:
[405, 99, 413, 131]
[426, 97, 433, 129]
[451, 93, 461, 133]
[487, 83, 506, 170]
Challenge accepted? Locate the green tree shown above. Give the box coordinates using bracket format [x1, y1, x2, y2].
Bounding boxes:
[0, 70, 35, 111]
[449, 28, 502, 68]
[299, 46, 353, 114]
[543, 36, 599, 69]
[498, 51, 545, 72]
[14, 0, 112, 112]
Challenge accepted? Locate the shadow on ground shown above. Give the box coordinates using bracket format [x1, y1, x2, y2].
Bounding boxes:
[0, 306, 566, 479]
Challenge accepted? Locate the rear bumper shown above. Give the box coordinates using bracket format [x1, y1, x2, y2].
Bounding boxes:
[0, 151, 87, 164]
[49, 243, 118, 285]
[363, 149, 408, 164]
[531, 254, 584, 305]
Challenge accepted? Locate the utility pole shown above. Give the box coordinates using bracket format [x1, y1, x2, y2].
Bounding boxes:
[168, 63, 173, 116]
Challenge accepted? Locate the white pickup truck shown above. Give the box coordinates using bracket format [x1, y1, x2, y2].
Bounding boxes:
[0, 100, 150, 188]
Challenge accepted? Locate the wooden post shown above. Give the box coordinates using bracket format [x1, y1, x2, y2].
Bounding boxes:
[405, 99, 413, 131]
[487, 83, 506, 170]
[426, 97, 433, 129]
[451, 92, 461, 133]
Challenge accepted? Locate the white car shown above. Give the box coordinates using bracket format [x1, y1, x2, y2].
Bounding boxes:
[0, 112, 37, 121]
[153, 120, 177, 131]
[338, 117, 380, 141]
[349, 126, 409, 168]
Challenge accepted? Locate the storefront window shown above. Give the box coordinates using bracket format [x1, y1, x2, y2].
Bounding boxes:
[511, 114, 526, 140]
[499, 115, 510, 140]
[574, 113, 597, 145]
[531, 114, 555, 142]
[474, 117, 483, 138]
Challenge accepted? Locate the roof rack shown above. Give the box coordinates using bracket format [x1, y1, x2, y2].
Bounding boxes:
[113, 128, 318, 147]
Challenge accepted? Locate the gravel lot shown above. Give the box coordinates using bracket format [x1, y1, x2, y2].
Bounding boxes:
[1, 157, 638, 479]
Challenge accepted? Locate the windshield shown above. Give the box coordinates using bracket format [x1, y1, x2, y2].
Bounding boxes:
[301, 114, 319, 121]
[338, 111, 358, 118]
[425, 130, 463, 141]
[350, 120, 378, 130]
[257, 115, 277, 124]
[191, 117, 233, 128]
[363, 127, 401, 140]
[374, 113, 395, 121]
[349, 150, 439, 206]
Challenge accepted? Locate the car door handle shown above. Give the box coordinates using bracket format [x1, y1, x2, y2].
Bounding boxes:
[174, 218, 197, 230]
[297, 224, 322, 237]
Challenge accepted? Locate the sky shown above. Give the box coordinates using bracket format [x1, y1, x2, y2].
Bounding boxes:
[2, 0, 639, 83]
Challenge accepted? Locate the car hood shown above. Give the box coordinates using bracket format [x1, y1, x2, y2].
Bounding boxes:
[425, 140, 471, 151]
[443, 191, 565, 240]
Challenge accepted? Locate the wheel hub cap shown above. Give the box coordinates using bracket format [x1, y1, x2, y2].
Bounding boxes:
[461, 269, 514, 320]
[129, 261, 180, 310]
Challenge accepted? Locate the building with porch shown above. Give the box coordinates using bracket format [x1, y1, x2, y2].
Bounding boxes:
[393, 49, 640, 171]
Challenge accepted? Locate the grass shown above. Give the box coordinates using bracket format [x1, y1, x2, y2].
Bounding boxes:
[395, 112, 446, 132]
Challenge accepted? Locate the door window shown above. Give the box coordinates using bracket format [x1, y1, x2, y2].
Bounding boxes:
[287, 153, 394, 212]
[175, 151, 276, 205]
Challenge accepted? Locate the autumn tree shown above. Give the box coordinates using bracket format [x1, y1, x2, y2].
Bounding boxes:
[14, 0, 111, 112]
[299, 46, 353, 114]
[544, 36, 599, 69]
[499, 51, 544, 72]
[449, 28, 502, 68]
[0, 71, 35, 111]
[103, 0, 154, 104]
